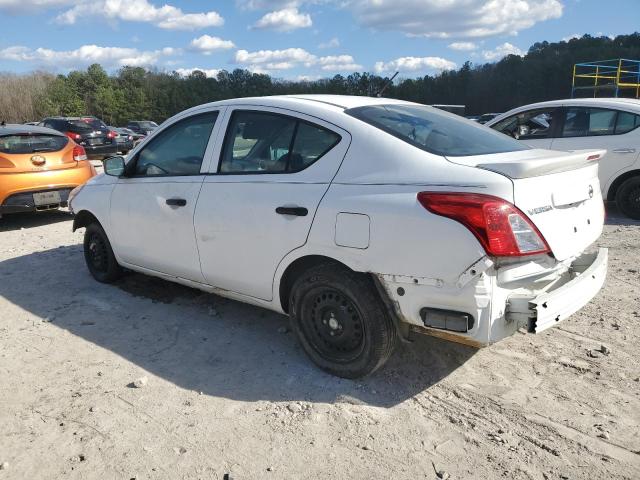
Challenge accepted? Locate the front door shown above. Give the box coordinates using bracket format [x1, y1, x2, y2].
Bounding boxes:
[194, 107, 350, 300]
[109, 109, 221, 282]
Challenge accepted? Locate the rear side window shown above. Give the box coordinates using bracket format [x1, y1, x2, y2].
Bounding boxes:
[347, 104, 527, 157]
[220, 110, 341, 173]
[615, 111, 640, 134]
[0, 134, 68, 154]
[561, 108, 617, 137]
[133, 111, 218, 176]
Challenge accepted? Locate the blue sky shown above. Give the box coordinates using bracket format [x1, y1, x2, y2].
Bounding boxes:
[0, 0, 638, 79]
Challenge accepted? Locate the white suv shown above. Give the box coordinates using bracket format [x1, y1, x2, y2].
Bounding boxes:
[69, 95, 608, 378]
[487, 98, 640, 219]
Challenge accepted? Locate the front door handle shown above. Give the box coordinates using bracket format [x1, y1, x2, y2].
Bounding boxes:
[276, 206, 308, 216]
[612, 148, 636, 154]
[166, 198, 187, 207]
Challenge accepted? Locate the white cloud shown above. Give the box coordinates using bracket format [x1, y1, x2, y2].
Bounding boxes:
[189, 35, 235, 54]
[318, 37, 340, 49]
[448, 42, 477, 51]
[235, 47, 362, 73]
[317, 55, 361, 71]
[0, 0, 75, 12]
[562, 33, 581, 42]
[175, 68, 220, 78]
[374, 56, 456, 74]
[482, 42, 524, 61]
[234, 48, 316, 70]
[252, 7, 312, 31]
[55, 0, 224, 31]
[346, 0, 563, 38]
[0, 44, 177, 69]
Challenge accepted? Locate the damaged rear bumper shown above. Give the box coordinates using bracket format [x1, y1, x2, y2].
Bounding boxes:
[506, 248, 608, 333]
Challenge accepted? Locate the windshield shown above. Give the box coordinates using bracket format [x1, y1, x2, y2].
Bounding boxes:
[346, 104, 528, 157]
[0, 134, 68, 154]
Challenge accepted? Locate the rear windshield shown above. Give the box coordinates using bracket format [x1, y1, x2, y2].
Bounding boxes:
[0, 134, 68, 154]
[346, 104, 528, 157]
[68, 118, 107, 132]
[135, 121, 157, 128]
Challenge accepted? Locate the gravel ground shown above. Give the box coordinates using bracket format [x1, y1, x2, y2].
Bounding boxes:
[0, 205, 639, 480]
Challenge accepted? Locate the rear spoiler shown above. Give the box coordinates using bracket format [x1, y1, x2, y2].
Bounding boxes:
[477, 149, 606, 179]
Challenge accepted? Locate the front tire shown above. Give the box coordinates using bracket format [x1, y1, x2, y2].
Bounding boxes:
[289, 263, 397, 378]
[83, 222, 122, 283]
[616, 176, 640, 220]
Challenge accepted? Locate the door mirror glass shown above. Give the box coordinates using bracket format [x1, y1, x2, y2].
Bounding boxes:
[103, 156, 125, 176]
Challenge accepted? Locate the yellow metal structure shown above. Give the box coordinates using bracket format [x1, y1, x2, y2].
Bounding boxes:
[572, 59, 640, 98]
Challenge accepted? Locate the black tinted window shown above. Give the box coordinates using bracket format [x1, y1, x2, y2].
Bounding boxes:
[615, 111, 640, 134]
[0, 134, 68, 154]
[134, 112, 217, 176]
[562, 108, 617, 137]
[348, 104, 527, 157]
[492, 108, 557, 140]
[220, 111, 340, 173]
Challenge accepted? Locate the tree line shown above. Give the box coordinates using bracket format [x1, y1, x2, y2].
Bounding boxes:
[1, 33, 639, 126]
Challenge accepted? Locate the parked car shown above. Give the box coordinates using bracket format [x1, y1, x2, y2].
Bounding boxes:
[109, 127, 134, 154]
[476, 112, 502, 124]
[126, 120, 158, 136]
[0, 124, 96, 218]
[69, 95, 607, 378]
[39, 116, 117, 160]
[23, 121, 39, 126]
[486, 98, 640, 219]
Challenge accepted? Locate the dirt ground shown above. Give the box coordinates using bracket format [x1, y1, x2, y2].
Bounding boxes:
[0, 205, 639, 480]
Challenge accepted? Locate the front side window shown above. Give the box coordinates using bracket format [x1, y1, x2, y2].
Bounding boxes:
[561, 108, 617, 138]
[220, 111, 340, 173]
[491, 108, 558, 140]
[348, 104, 528, 157]
[133, 111, 217, 176]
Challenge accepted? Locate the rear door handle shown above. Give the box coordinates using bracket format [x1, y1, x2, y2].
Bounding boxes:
[276, 206, 308, 216]
[166, 198, 187, 207]
[612, 148, 636, 154]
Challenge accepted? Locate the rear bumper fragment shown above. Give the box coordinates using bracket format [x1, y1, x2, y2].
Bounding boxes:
[507, 248, 608, 333]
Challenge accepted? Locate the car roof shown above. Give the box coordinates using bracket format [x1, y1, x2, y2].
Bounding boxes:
[0, 124, 65, 136]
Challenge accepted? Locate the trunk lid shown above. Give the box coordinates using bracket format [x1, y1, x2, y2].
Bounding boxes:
[447, 149, 605, 261]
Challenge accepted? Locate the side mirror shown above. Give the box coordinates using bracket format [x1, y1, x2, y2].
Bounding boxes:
[103, 156, 126, 176]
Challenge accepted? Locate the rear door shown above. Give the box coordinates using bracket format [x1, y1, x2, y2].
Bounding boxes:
[109, 108, 222, 281]
[550, 107, 640, 194]
[194, 106, 350, 300]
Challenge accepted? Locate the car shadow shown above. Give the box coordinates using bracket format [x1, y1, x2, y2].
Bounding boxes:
[0, 245, 477, 408]
[0, 210, 73, 232]
[605, 203, 640, 226]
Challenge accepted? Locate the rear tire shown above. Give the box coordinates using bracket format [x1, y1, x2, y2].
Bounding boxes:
[83, 222, 122, 283]
[616, 176, 640, 220]
[289, 263, 397, 378]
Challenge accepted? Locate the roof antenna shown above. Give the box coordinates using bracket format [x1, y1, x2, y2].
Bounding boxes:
[375, 71, 399, 97]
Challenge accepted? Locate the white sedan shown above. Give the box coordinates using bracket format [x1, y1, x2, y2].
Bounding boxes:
[69, 95, 608, 378]
[486, 98, 640, 219]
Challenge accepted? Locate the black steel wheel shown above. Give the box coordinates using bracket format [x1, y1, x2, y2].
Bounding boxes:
[616, 176, 640, 220]
[83, 222, 122, 283]
[289, 263, 397, 378]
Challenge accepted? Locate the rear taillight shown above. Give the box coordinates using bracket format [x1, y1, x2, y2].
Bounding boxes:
[65, 131, 81, 140]
[107, 130, 117, 139]
[417, 192, 550, 257]
[73, 145, 87, 161]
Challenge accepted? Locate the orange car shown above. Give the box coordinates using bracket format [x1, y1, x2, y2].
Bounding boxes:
[0, 124, 96, 218]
